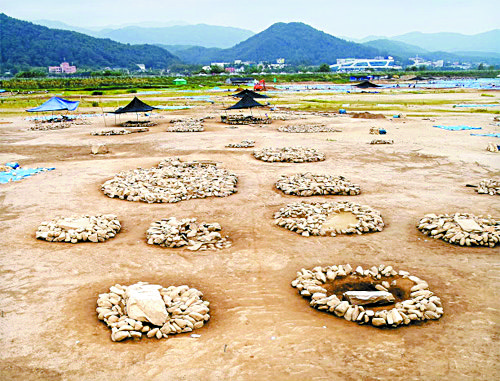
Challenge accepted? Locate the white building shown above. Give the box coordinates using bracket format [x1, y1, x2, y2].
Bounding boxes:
[330, 57, 401, 72]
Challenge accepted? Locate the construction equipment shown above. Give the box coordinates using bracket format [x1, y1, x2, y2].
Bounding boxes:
[254, 79, 266, 91]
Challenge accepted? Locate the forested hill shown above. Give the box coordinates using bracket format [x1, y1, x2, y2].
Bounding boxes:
[172, 22, 381, 65]
[0, 14, 180, 71]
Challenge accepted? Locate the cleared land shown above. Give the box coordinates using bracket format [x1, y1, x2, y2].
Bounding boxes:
[0, 86, 499, 380]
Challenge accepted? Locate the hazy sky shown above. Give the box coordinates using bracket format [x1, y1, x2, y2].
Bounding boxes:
[3, 0, 499, 38]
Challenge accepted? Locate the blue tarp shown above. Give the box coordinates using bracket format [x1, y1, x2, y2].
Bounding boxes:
[470, 133, 500, 138]
[454, 104, 500, 108]
[27, 97, 79, 112]
[433, 125, 482, 131]
[0, 166, 55, 184]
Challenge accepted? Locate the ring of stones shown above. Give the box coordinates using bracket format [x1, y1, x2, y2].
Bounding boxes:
[417, 213, 499, 247]
[253, 147, 326, 163]
[274, 201, 384, 236]
[291, 264, 443, 328]
[97, 282, 210, 342]
[35, 214, 121, 243]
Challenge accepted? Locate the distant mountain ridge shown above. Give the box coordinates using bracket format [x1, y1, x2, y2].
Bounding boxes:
[33, 19, 254, 49]
[98, 24, 254, 48]
[0, 14, 180, 71]
[360, 30, 500, 53]
[172, 22, 380, 65]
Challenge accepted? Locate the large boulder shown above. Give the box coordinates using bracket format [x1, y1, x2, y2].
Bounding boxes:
[125, 284, 168, 326]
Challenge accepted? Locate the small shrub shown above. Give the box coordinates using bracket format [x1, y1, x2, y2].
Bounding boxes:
[91, 91, 103, 96]
[92, 101, 99, 107]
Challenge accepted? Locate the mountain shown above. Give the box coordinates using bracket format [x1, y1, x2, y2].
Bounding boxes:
[32, 19, 94, 35]
[172, 22, 381, 65]
[0, 14, 180, 71]
[362, 39, 428, 56]
[391, 30, 500, 53]
[97, 24, 255, 48]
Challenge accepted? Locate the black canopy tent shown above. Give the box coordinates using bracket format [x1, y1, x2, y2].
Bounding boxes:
[111, 97, 156, 125]
[355, 80, 381, 89]
[113, 97, 155, 114]
[226, 94, 265, 110]
[232, 89, 269, 99]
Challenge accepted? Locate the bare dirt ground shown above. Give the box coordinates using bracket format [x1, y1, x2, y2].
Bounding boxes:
[0, 89, 499, 380]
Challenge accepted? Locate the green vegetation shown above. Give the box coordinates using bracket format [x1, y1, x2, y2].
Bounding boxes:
[0, 13, 179, 72]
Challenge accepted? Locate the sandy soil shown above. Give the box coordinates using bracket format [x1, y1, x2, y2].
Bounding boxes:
[0, 88, 499, 380]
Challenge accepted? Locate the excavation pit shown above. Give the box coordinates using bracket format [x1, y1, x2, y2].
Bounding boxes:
[274, 201, 384, 236]
[291, 264, 444, 327]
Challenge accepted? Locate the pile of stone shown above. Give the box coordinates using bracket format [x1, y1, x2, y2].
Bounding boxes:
[91, 144, 109, 155]
[91, 128, 149, 136]
[97, 282, 210, 342]
[226, 140, 255, 148]
[278, 125, 341, 133]
[102, 157, 238, 203]
[486, 142, 499, 152]
[169, 117, 207, 124]
[36, 214, 121, 243]
[253, 147, 326, 163]
[221, 115, 272, 125]
[0, 165, 12, 172]
[275, 173, 361, 196]
[417, 213, 499, 247]
[166, 120, 204, 132]
[476, 179, 500, 195]
[291, 264, 443, 328]
[121, 121, 157, 127]
[370, 139, 394, 144]
[274, 201, 384, 236]
[28, 122, 72, 131]
[146, 217, 231, 250]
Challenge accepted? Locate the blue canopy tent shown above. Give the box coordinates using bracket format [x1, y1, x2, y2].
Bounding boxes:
[27, 97, 80, 113]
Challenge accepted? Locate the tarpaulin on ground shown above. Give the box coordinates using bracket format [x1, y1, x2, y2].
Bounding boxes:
[433, 125, 482, 131]
[0, 165, 55, 184]
[470, 133, 500, 138]
[27, 97, 80, 112]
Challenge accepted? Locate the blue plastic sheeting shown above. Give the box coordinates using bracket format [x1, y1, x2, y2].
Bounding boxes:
[470, 133, 500, 138]
[433, 125, 482, 131]
[0, 166, 55, 184]
[27, 97, 80, 112]
[339, 109, 347, 114]
[454, 104, 500, 107]
[182, 96, 212, 102]
[155, 105, 194, 110]
[5, 162, 19, 169]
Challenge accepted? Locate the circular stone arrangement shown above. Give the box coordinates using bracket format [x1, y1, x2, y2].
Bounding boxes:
[101, 157, 238, 203]
[417, 213, 499, 247]
[97, 282, 210, 342]
[226, 140, 255, 148]
[476, 179, 499, 196]
[276, 173, 361, 196]
[291, 264, 443, 328]
[278, 125, 340, 133]
[166, 121, 204, 132]
[91, 128, 149, 136]
[36, 214, 121, 243]
[274, 201, 384, 236]
[253, 147, 325, 163]
[147, 217, 231, 251]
